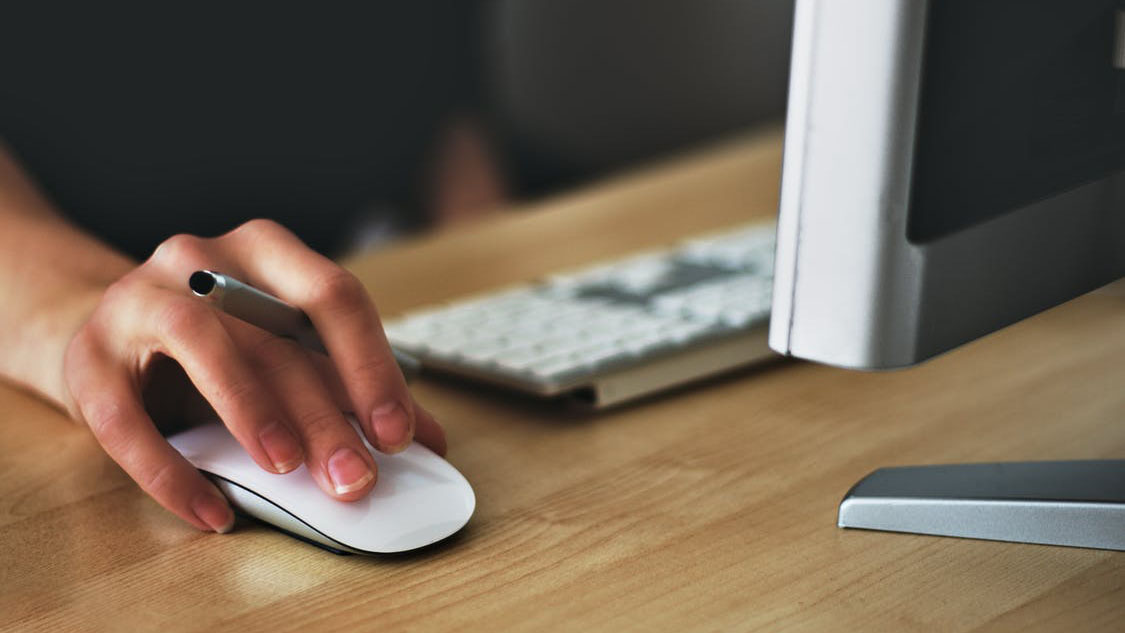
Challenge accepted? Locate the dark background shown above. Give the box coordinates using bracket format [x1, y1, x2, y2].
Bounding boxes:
[0, 2, 477, 257]
[0, 1, 793, 258]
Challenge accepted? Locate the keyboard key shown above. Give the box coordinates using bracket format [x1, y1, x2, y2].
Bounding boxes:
[664, 321, 713, 343]
[575, 345, 627, 369]
[458, 338, 514, 363]
[494, 348, 549, 372]
[528, 352, 589, 379]
[621, 333, 668, 356]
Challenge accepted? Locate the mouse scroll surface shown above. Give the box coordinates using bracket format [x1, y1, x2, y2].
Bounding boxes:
[167, 418, 475, 554]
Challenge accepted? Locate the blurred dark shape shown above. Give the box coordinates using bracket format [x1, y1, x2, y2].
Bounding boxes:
[485, 0, 794, 196]
[0, 1, 794, 259]
[0, 3, 476, 258]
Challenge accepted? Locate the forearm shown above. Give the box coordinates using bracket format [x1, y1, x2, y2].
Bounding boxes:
[0, 143, 134, 412]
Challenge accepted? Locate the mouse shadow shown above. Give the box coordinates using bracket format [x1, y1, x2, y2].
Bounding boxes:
[234, 512, 477, 562]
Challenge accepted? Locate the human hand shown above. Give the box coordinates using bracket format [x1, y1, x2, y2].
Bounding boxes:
[63, 219, 445, 533]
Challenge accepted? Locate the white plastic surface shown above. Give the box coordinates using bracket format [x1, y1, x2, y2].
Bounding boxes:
[770, 0, 929, 368]
[168, 419, 475, 554]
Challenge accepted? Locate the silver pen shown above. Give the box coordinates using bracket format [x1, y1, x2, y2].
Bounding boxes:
[188, 270, 420, 379]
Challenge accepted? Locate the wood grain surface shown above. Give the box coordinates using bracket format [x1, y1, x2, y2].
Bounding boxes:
[2, 128, 1124, 632]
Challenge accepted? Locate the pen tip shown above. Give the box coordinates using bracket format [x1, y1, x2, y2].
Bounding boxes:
[189, 271, 217, 296]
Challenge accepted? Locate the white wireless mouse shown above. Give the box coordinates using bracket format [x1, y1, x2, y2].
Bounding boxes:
[167, 418, 475, 554]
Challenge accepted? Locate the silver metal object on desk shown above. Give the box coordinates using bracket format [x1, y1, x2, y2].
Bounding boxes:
[838, 460, 1125, 551]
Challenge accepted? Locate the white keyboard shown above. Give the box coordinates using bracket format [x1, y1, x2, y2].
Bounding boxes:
[384, 221, 778, 407]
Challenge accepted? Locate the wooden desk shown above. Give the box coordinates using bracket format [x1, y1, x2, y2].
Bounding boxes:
[3, 129, 1124, 632]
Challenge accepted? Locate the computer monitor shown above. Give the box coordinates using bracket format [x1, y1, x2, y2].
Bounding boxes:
[769, 0, 1125, 549]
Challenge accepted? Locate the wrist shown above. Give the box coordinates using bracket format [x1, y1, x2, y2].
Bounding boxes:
[4, 281, 107, 417]
[0, 145, 136, 416]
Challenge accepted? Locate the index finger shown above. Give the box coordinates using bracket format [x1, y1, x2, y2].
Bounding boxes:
[219, 219, 415, 454]
[67, 336, 235, 533]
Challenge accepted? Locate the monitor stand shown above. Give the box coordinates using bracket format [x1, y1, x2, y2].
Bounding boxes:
[838, 460, 1125, 550]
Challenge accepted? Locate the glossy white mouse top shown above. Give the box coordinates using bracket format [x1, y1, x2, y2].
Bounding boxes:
[168, 418, 475, 554]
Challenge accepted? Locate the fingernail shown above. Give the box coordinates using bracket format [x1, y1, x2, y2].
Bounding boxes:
[327, 448, 375, 495]
[259, 421, 304, 473]
[371, 402, 412, 452]
[192, 490, 235, 534]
